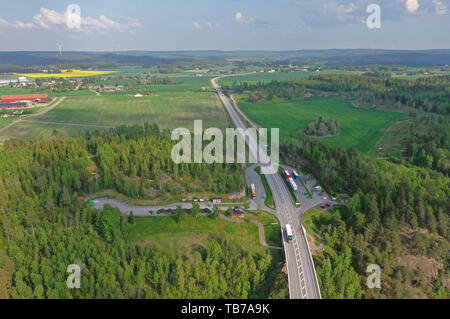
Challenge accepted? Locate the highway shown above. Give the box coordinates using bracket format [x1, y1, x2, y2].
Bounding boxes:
[211, 76, 321, 299]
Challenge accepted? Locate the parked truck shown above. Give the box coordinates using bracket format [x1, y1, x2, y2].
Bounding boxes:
[288, 177, 298, 191]
[250, 184, 256, 200]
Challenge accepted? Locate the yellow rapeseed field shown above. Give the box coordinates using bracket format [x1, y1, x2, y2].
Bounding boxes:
[15, 69, 116, 78]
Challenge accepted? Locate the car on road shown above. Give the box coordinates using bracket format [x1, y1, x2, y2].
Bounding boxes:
[322, 196, 327, 200]
[331, 197, 337, 201]
[149, 210, 155, 215]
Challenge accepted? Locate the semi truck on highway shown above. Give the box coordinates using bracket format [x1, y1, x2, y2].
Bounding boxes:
[286, 224, 293, 243]
[292, 170, 299, 180]
[250, 184, 256, 200]
[283, 170, 291, 179]
[288, 177, 298, 191]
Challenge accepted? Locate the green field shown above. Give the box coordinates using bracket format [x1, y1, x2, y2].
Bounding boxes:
[237, 97, 407, 153]
[128, 215, 264, 257]
[0, 76, 228, 139]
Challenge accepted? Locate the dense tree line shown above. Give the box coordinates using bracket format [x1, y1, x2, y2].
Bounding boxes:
[403, 112, 449, 174]
[226, 75, 450, 115]
[225, 80, 310, 102]
[281, 137, 449, 298]
[85, 124, 245, 198]
[303, 74, 450, 115]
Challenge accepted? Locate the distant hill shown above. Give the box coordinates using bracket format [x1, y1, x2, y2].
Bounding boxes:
[0, 49, 449, 72]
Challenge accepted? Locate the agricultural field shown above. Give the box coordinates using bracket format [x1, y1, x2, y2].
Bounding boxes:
[14, 69, 116, 78]
[236, 97, 407, 153]
[0, 76, 229, 140]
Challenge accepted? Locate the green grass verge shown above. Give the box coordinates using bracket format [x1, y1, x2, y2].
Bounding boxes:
[302, 207, 333, 240]
[254, 166, 276, 209]
[245, 210, 282, 248]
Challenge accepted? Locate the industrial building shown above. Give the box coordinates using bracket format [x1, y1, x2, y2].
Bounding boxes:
[0, 102, 28, 109]
[1, 94, 48, 104]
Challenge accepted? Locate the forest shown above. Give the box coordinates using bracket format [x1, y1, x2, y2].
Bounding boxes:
[84, 124, 246, 199]
[0, 125, 281, 299]
[281, 136, 449, 298]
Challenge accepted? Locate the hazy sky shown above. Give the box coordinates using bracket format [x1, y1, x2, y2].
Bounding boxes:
[0, 0, 448, 51]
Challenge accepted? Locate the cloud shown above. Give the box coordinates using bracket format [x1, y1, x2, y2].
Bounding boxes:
[235, 12, 255, 25]
[0, 17, 37, 29]
[192, 21, 219, 30]
[27, 7, 141, 33]
[193, 21, 203, 29]
[288, 0, 446, 29]
[12, 21, 36, 29]
[405, 0, 420, 13]
[432, 0, 447, 15]
[0, 18, 10, 28]
[234, 11, 276, 28]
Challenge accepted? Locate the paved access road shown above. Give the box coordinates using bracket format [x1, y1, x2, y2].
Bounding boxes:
[211, 76, 321, 299]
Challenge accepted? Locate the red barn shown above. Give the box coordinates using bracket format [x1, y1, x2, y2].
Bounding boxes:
[1, 94, 48, 104]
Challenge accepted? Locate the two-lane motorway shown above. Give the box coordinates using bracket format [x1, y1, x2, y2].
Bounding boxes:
[211, 77, 321, 299]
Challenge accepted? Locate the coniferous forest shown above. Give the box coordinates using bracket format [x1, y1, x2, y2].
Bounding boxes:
[281, 136, 449, 298]
[0, 126, 285, 299]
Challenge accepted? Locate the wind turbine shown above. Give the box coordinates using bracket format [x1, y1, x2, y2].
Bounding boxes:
[57, 44, 63, 55]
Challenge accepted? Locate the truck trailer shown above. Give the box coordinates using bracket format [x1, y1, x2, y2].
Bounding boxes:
[286, 224, 293, 243]
[250, 184, 256, 200]
[288, 177, 298, 191]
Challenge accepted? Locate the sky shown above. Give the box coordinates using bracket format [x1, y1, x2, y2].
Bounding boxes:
[0, 0, 448, 51]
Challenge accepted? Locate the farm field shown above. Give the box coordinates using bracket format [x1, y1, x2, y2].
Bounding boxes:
[0, 79, 228, 139]
[14, 69, 116, 78]
[237, 97, 407, 153]
[0, 71, 229, 140]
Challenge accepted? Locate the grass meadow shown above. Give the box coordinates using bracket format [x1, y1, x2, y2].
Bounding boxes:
[237, 97, 407, 153]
